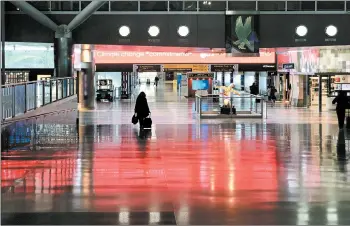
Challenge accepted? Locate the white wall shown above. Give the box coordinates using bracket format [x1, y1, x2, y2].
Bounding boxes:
[95, 72, 121, 88]
[233, 74, 241, 90]
[259, 72, 267, 94]
[224, 72, 231, 86]
[244, 72, 255, 92]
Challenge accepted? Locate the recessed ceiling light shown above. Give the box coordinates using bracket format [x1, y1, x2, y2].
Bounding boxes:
[325, 25, 337, 37]
[148, 26, 160, 37]
[119, 26, 130, 37]
[296, 25, 308, 37]
[178, 26, 190, 37]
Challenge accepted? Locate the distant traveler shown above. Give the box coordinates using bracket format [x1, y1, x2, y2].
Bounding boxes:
[250, 82, 259, 95]
[154, 76, 160, 87]
[270, 86, 277, 106]
[332, 91, 350, 129]
[134, 92, 151, 130]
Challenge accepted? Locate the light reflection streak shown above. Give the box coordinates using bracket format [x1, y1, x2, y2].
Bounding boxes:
[119, 208, 129, 225]
[149, 212, 160, 224]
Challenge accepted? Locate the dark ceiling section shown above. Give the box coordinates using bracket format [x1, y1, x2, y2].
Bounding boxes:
[73, 14, 224, 48]
[4, 12, 350, 48]
[259, 14, 350, 47]
[5, 14, 53, 42]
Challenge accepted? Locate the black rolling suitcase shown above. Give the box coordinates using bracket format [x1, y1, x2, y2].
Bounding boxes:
[143, 115, 152, 129]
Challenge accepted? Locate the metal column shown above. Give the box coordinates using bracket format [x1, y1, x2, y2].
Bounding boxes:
[318, 74, 322, 112]
[54, 29, 73, 78]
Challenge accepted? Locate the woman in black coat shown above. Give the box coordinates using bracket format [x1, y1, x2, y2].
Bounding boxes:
[333, 91, 350, 129]
[134, 92, 150, 129]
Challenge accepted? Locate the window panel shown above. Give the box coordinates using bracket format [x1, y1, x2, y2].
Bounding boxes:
[169, 1, 197, 11]
[287, 1, 315, 11]
[97, 2, 109, 11]
[81, 1, 91, 10]
[199, 1, 226, 11]
[28, 1, 50, 11]
[184, 1, 198, 11]
[317, 1, 345, 11]
[140, 1, 168, 11]
[258, 1, 285, 11]
[347, 1, 350, 11]
[111, 1, 138, 11]
[169, 1, 183, 11]
[228, 1, 256, 11]
[50, 1, 80, 11]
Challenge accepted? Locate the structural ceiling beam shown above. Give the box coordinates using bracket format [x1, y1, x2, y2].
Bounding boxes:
[67, 1, 106, 32]
[10, 1, 58, 31]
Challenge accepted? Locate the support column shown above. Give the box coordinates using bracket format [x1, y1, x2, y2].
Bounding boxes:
[54, 25, 73, 78]
[78, 44, 95, 110]
[318, 74, 322, 112]
[1, 1, 5, 85]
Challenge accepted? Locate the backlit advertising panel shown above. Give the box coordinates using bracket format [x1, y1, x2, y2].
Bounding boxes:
[92, 45, 275, 64]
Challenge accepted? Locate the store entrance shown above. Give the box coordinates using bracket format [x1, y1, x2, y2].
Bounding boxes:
[277, 73, 291, 102]
[309, 75, 336, 111]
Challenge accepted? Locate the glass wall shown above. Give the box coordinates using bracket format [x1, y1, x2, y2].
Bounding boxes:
[5, 1, 348, 12]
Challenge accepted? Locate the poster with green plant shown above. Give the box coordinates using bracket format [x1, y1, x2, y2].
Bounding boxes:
[225, 15, 260, 55]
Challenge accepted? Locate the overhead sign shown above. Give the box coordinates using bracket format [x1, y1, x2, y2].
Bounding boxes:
[163, 64, 209, 72]
[210, 64, 238, 72]
[135, 64, 161, 72]
[94, 46, 276, 64]
[187, 73, 214, 78]
[283, 63, 295, 69]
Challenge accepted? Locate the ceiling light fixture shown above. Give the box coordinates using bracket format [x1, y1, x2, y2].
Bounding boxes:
[148, 25, 160, 37]
[296, 25, 308, 37]
[178, 26, 190, 37]
[119, 25, 130, 37]
[325, 25, 337, 37]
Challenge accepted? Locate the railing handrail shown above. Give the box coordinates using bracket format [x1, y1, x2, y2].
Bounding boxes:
[1, 77, 74, 88]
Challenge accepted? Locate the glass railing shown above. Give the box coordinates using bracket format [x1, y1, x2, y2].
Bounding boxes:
[195, 93, 267, 119]
[1, 77, 76, 121]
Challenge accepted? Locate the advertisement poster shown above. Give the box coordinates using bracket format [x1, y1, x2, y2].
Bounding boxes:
[93, 45, 275, 64]
[225, 15, 260, 55]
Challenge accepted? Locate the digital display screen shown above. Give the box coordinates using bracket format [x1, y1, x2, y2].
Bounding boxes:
[192, 80, 209, 90]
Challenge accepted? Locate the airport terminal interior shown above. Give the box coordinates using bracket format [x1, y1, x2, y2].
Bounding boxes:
[1, 0, 350, 225]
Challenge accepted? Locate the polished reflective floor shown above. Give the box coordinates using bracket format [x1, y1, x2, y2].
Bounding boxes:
[2, 84, 350, 225]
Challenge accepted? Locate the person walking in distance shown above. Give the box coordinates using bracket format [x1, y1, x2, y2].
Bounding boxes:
[154, 76, 160, 87]
[270, 86, 277, 106]
[332, 91, 350, 129]
[134, 92, 150, 130]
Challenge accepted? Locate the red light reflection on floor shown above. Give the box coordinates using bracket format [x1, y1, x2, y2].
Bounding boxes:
[92, 137, 279, 210]
[1, 151, 76, 194]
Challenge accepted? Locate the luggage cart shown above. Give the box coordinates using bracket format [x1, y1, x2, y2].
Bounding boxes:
[96, 79, 114, 102]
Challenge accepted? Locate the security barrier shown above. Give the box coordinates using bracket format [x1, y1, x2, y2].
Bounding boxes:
[195, 93, 267, 119]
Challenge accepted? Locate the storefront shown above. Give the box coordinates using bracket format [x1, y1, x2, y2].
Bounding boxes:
[277, 46, 350, 110]
[90, 45, 276, 96]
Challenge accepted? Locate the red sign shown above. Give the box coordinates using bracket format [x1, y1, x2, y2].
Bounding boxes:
[92, 45, 275, 64]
